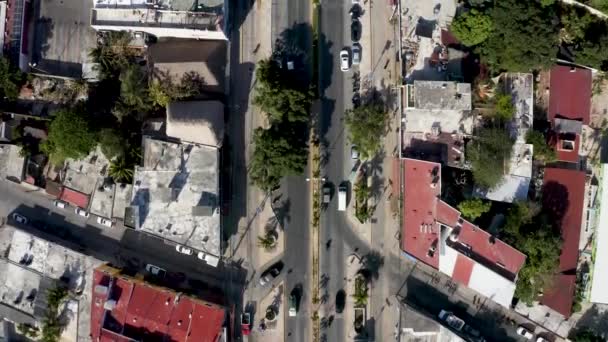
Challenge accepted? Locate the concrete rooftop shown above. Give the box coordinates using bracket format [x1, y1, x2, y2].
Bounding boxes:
[411, 81, 472, 111]
[0, 144, 25, 182]
[63, 146, 110, 196]
[0, 225, 103, 337]
[131, 137, 220, 257]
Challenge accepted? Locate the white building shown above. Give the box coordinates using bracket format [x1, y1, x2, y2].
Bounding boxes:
[91, 0, 228, 40]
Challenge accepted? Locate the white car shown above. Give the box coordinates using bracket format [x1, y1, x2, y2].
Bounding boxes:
[54, 200, 68, 209]
[175, 245, 193, 255]
[12, 213, 28, 224]
[97, 216, 113, 227]
[352, 0, 361, 4]
[75, 207, 89, 218]
[536, 338, 548, 342]
[340, 49, 350, 72]
[516, 326, 534, 340]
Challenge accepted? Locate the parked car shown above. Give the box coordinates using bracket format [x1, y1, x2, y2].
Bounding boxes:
[145, 264, 166, 278]
[340, 49, 350, 72]
[241, 312, 251, 336]
[438, 310, 465, 331]
[351, 20, 362, 42]
[97, 216, 113, 227]
[352, 0, 361, 4]
[53, 200, 68, 209]
[322, 184, 331, 204]
[352, 43, 361, 65]
[516, 326, 534, 340]
[175, 245, 194, 255]
[351, 145, 360, 159]
[463, 324, 481, 337]
[259, 261, 284, 286]
[12, 213, 27, 224]
[75, 207, 89, 218]
[288, 293, 297, 317]
[536, 337, 548, 342]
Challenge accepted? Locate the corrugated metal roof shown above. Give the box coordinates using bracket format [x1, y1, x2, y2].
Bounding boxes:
[549, 65, 591, 125]
[541, 168, 586, 317]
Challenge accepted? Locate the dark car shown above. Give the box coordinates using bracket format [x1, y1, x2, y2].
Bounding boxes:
[336, 290, 346, 314]
[351, 20, 362, 42]
[259, 261, 284, 286]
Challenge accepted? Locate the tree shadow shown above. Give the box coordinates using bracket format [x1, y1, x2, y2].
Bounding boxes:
[361, 250, 384, 282]
[570, 304, 608, 340]
[271, 198, 291, 228]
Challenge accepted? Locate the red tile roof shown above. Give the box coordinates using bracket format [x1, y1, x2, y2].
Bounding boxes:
[452, 254, 475, 285]
[401, 159, 527, 281]
[402, 159, 441, 268]
[541, 168, 586, 317]
[436, 201, 460, 227]
[458, 221, 527, 276]
[549, 65, 591, 125]
[59, 187, 90, 209]
[542, 274, 577, 318]
[91, 266, 225, 342]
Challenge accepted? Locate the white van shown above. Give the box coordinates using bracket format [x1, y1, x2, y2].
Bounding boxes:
[338, 185, 347, 211]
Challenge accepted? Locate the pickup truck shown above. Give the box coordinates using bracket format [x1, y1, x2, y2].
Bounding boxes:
[438, 310, 465, 331]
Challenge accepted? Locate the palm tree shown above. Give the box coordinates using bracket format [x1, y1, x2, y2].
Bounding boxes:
[109, 157, 134, 183]
[257, 231, 277, 251]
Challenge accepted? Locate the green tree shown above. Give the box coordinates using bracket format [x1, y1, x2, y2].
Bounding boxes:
[352, 276, 368, 307]
[526, 130, 556, 163]
[560, 7, 594, 44]
[98, 128, 126, 159]
[571, 329, 604, 342]
[458, 198, 491, 221]
[119, 65, 151, 113]
[249, 126, 308, 192]
[477, 0, 559, 72]
[257, 231, 278, 251]
[148, 80, 172, 108]
[108, 156, 134, 183]
[41, 109, 97, 164]
[354, 178, 372, 223]
[89, 31, 133, 79]
[573, 33, 608, 71]
[502, 202, 561, 304]
[540, 0, 555, 6]
[466, 127, 514, 189]
[253, 59, 312, 123]
[450, 9, 493, 46]
[0, 57, 25, 101]
[41, 287, 67, 342]
[494, 93, 515, 121]
[344, 103, 388, 160]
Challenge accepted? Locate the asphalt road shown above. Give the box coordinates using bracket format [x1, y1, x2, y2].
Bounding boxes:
[317, 0, 361, 341]
[278, 0, 313, 338]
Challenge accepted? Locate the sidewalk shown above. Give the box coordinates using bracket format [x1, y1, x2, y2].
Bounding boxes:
[250, 281, 286, 342]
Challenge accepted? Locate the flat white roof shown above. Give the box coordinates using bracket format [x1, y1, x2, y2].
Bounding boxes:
[590, 165, 608, 303]
[468, 263, 517, 308]
[131, 138, 221, 256]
